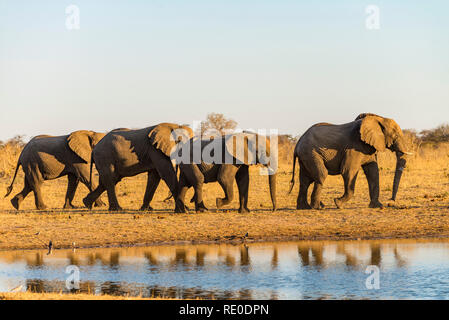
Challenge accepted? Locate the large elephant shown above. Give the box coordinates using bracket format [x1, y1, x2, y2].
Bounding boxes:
[289, 113, 411, 209]
[82, 123, 193, 211]
[4, 130, 106, 210]
[175, 132, 277, 213]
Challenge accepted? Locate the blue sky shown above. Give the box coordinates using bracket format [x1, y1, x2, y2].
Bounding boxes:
[0, 0, 448, 140]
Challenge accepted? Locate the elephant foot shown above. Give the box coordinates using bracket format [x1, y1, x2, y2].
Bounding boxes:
[83, 197, 93, 210]
[63, 203, 80, 209]
[36, 204, 47, 211]
[216, 198, 230, 209]
[311, 202, 322, 210]
[334, 198, 343, 209]
[238, 207, 250, 213]
[297, 202, 312, 210]
[108, 205, 123, 212]
[175, 202, 187, 213]
[195, 201, 208, 213]
[94, 199, 106, 207]
[369, 201, 384, 209]
[11, 197, 20, 210]
[140, 205, 154, 212]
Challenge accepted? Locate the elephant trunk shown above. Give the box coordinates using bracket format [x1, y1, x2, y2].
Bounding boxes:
[391, 151, 407, 201]
[268, 172, 277, 211]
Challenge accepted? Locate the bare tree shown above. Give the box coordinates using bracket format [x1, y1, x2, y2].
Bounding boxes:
[198, 113, 237, 137]
[420, 124, 449, 143]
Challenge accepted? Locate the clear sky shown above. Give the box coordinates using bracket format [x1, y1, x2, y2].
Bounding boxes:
[0, 0, 448, 141]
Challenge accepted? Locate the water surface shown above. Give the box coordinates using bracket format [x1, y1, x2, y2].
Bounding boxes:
[1, 239, 449, 299]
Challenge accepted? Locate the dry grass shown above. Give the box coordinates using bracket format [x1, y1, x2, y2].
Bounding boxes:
[0, 142, 449, 250]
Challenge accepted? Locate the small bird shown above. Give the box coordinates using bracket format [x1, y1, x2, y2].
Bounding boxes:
[244, 232, 249, 238]
[68, 216, 72, 219]
[47, 240, 53, 255]
[34, 231, 40, 236]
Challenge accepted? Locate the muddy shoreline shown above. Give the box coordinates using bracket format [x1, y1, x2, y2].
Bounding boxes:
[2, 232, 449, 253]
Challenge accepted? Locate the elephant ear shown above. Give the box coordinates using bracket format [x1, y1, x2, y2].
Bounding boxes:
[225, 133, 258, 164]
[148, 123, 193, 157]
[359, 116, 387, 152]
[67, 131, 92, 163]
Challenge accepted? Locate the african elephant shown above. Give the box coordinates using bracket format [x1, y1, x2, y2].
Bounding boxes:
[289, 113, 411, 209]
[4, 130, 106, 210]
[175, 132, 277, 213]
[82, 123, 193, 211]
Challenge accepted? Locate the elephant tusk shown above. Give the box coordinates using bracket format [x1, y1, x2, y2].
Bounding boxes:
[404, 152, 414, 156]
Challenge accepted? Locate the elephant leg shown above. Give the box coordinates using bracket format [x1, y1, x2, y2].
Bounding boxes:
[216, 165, 239, 209]
[297, 166, 313, 210]
[190, 165, 207, 213]
[236, 166, 250, 213]
[335, 170, 359, 209]
[32, 181, 47, 210]
[362, 162, 383, 208]
[140, 170, 161, 211]
[64, 173, 80, 209]
[310, 182, 324, 210]
[193, 181, 207, 213]
[77, 167, 106, 208]
[175, 171, 192, 213]
[83, 184, 106, 210]
[178, 166, 206, 213]
[11, 178, 32, 210]
[24, 168, 47, 210]
[104, 177, 122, 211]
[149, 151, 181, 212]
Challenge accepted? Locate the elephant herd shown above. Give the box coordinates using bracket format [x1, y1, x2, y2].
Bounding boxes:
[4, 113, 412, 213]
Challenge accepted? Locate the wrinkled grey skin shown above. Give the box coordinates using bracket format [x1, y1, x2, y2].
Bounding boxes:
[82, 123, 193, 212]
[176, 134, 277, 213]
[289, 114, 410, 210]
[5, 131, 106, 210]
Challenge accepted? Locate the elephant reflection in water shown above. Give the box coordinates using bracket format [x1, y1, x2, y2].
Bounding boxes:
[67, 252, 79, 266]
[25, 252, 44, 267]
[196, 250, 206, 266]
[85, 252, 120, 267]
[144, 251, 159, 266]
[271, 248, 279, 270]
[298, 243, 384, 268]
[240, 245, 250, 267]
[172, 249, 188, 266]
[297, 245, 324, 266]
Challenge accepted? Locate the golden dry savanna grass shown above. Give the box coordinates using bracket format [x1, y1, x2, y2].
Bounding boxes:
[0, 143, 449, 250]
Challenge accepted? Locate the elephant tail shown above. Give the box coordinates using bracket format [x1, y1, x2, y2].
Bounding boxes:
[89, 152, 94, 188]
[163, 164, 179, 202]
[288, 153, 297, 195]
[5, 160, 21, 198]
